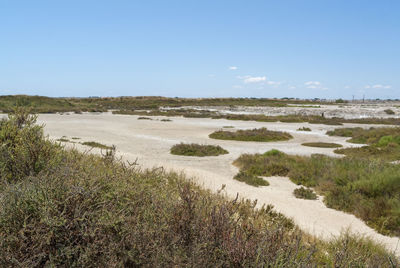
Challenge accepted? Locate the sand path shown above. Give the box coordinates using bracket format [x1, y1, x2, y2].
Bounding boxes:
[35, 113, 399, 255]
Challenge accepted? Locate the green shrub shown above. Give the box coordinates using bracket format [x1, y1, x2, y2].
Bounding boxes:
[138, 116, 152, 120]
[293, 187, 317, 200]
[233, 150, 400, 236]
[209, 128, 293, 142]
[297, 127, 311, 131]
[384, 109, 395, 115]
[81, 141, 113, 150]
[170, 143, 228, 157]
[302, 142, 342, 148]
[233, 171, 269, 187]
[0, 108, 61, 182]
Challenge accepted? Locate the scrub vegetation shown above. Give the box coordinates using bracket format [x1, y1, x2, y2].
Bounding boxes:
[293, 187, 318, 200]
[0, 109, 398, 266]
[297, 126, 311, 131]
[233, 171, 269, 187]
[81, 141, 113, 150]
[233, 150, 400, 236]
[170, 143, 228, 157]
[209, 128, 293, 142]
[301, 142, 342, 148]
[328, 127, 400, 161]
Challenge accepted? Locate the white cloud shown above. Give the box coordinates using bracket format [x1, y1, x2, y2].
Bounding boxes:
[344, 85, 350, 89]
[365, 84, 392, 89]
[229, 66, 238, 70]
[289, 86, 296, 89]
[304, 81, 326, 89]
[267, 81, 281, 86]
[238, 75, 267, 83]
[232, 85, 243, 89]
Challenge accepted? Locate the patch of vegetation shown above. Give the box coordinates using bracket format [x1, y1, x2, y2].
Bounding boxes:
[170, 143, 228, 157]
[328, 127, 400, 160]
[57, 138, 70, 142]
[222, 125, 234, 128]
[384, 109, 395, 115]
[138, 116, 152, 120]
[71, 137, 80, 140]
[297, 126, 311, 131]
[160, 118, 172, 122]
[302, 142, 342, 148]
[209, 128, 293, 142]
[293, 187, 317, 200]
[233, 171, 269, 187]
[0, 109, 398, 266]
[81, 141, 113, 150]
[233, 150, 400, 236]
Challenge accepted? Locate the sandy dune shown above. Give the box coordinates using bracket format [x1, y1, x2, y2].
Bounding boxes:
[35, 112, 400, 255]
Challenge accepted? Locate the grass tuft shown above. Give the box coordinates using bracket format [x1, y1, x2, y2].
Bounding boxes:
[81, 141, 113, 150]
[233, 171, 269, 187]
[297, 127, 311, 131]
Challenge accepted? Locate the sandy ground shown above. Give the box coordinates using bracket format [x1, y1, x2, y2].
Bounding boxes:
[14, 112, 398, 255]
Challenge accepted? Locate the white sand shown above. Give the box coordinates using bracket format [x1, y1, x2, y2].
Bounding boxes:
[34, 112, 399, 255]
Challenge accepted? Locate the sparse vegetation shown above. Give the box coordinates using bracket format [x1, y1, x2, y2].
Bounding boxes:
[297, 126, 311, 131]
[384, 109, 395, 115]
[233, 171, 269, 187]
[328, 127, 400, 160]
[138, 116, 152, 120]
[233, 150, 400, 236]
[160, 118, 172, 122]
[293, 187, 317, 200]
[170, 143, 228, 157]
[209, 128, 293, 142]
[222, 125, 234, 128]
[72, 137, 80, 140]
[302, 142, 342, 148]
[57, 138, 70, 142]
[0, 109, 398, 266]
[81, 141, 113, 150]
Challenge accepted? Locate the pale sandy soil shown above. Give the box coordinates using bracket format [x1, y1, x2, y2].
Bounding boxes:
[26, 112, 400, 255]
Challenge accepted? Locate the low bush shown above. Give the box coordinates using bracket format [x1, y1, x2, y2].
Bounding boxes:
[328, 127, 400, 160]
[81, 141, 113, 150]
[297, 127, 311, 131]
[233, 150, 400, 236]
[209, 128, 293, 142]
[170, 143, 228, 157]
[384, 109, 395, 115]
[293, 187, 317, 200]
[138, 116, 152, 120]
[233, 171, 269, 187]
[302, 142, 342, 148]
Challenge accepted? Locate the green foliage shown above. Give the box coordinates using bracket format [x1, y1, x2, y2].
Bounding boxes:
[234, 150, 400, 236]
[209, 128, 293, 142]
[301, 142, 342, 148]
[328, 127, 400, 160]
[233, 171, 269, 187]
[293, 187, 317, 200]
[384, 109, 395, 115]
[137, 116, 152, 120]
[297, 127, 311, 131]
[81, 141, 113, 150]
[0, 110, 398, 266]
[0, 108, 61, 182]
[170, 143, 228, 157]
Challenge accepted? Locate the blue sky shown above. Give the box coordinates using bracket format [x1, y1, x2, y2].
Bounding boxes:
[0, 0, 399, 99]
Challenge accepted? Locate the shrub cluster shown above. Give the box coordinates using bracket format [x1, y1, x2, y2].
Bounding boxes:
[297, 127, 311, 131]
[293, 187, 317, 200]
[209, 128, 293, 142]
[233, 171, 269, 187]
[170, 143, 228, 157]
[301, 142, 342, 148]
[81, 141, 113, 150]
[233, 150, 400, 236]
[328, 127, 400, 160]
